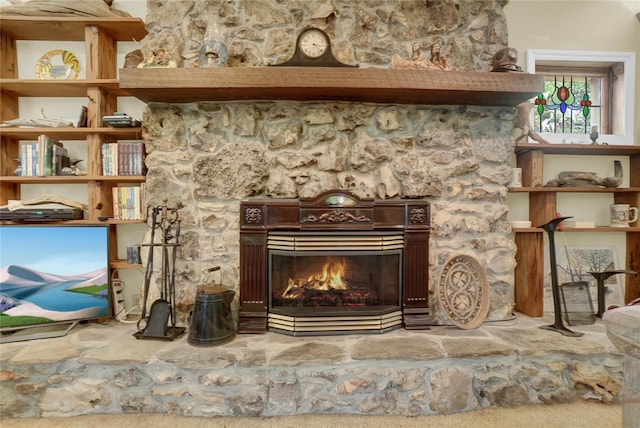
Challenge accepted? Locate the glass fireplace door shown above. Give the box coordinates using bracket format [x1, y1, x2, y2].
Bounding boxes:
[269, 250, 402, 316]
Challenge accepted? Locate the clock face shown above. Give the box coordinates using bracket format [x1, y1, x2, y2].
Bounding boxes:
[299, 29, 329, 59]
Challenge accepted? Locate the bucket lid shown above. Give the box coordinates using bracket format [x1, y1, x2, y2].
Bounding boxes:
[198, 285, 233, 295]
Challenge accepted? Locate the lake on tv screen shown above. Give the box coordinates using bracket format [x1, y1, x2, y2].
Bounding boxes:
[0, 226, 109, 326]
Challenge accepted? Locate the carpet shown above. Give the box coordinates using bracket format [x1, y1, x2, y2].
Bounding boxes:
[2, 401, 621, 428]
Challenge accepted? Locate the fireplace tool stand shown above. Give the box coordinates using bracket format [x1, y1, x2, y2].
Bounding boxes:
[134, 200, 186, 341]
[538, 217, 584, 337]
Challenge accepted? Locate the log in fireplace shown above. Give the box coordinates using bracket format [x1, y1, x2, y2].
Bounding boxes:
[239, 190, 430, 335]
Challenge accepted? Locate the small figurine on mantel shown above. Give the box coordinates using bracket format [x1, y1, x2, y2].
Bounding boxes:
[137, 48, 177, 68]
[490, 47, 523, 72]
[391, 39, 449, 71]
[589, 126, 607, 145]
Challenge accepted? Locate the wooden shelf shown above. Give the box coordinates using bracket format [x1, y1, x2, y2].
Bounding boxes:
[0, 175, 145, 184]
[0, 79, 131, 97]
[509, 187, 640, 193]
[119, 67, 544, 106]
[1, 15, 149, 319]
[515, 143, 640, 156]
[513, 142, 640, 316]
[512, 227, 640, 232]
[1, 220, 143, 226]
[110, 259, 143, 269]
[0, 16, 147, 41]
[0, 127, 142, 140]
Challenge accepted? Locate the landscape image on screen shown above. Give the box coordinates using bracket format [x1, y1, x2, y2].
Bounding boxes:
[0, 225, 109, 330]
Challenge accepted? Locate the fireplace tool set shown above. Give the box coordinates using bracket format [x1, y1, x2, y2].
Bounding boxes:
[134, 199, 186, 341]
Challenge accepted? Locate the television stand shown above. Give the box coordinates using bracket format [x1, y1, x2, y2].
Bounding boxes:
[0, 321, 80, 343]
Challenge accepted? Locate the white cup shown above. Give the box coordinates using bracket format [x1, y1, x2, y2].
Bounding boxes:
[609, 204, 639, 227]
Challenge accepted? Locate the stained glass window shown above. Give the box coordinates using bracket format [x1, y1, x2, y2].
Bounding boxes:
[533, 69, 605, 136]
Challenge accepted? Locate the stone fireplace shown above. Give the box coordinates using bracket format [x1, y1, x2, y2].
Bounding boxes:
[238, 190, 430, 334]
[125, 0, 542, 328]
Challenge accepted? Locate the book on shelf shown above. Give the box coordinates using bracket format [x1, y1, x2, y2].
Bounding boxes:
[51, 144, 69, 175]
[102, 142, 145, 176]
[19, 135, 68, 176]
[111, 184, 144, 221]
[40, 135, 64, 176]
[76, 105, 88, 128]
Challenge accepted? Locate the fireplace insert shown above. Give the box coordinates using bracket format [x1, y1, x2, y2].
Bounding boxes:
[239, 190, 430, 335]
[267, 232, 403, 334]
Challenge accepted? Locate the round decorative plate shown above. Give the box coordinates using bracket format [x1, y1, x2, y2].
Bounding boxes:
[35, 49, 80, 80]
[437, 254, 490, 329]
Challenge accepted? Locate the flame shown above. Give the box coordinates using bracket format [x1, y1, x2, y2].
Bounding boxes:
[312, 259, 347, 290]
[284, 259, 348, 297]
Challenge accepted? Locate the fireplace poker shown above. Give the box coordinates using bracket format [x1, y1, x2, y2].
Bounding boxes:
[137, 204, 159, 332]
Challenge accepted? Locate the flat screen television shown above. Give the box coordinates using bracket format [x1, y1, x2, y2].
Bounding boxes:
[0, 224, 110, 342]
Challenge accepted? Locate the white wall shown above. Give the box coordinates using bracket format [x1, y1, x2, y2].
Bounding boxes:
[504, 0, 640, 146]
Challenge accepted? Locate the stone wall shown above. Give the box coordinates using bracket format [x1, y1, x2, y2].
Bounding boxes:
[138, 0, 518, 325]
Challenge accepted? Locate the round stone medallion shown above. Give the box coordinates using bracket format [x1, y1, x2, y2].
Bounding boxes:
[437, 254, 490, 329]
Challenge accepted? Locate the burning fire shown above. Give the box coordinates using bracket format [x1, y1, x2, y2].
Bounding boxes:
[282, 259, 348, 297]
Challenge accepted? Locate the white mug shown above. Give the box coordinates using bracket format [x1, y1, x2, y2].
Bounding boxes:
[609, 204, 639, 227]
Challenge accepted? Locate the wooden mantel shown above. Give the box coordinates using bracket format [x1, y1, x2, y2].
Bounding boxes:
[119, 67, 543, 106]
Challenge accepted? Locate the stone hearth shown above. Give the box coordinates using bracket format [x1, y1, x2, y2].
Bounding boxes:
[0, 315, 622, 418]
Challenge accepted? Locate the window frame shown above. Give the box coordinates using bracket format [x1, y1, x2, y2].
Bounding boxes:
[526, 49, 635, 146]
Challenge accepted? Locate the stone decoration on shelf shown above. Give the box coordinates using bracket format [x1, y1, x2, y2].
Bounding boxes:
[545, 160, 623, 188]
[391, 39, 449, 70]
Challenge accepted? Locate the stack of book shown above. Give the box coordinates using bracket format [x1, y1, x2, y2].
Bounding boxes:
[102, 142, 145, 176]
[112, 184, 145, 221]
[19, 135, 70, 176]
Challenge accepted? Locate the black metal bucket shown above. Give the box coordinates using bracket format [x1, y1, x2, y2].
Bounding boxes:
[188, 285, 235, 347]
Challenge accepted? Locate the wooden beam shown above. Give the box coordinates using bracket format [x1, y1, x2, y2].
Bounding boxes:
[119, 67, 543, 106]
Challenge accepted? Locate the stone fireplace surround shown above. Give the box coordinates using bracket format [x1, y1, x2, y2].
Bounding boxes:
[129, 0, 542, 326]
